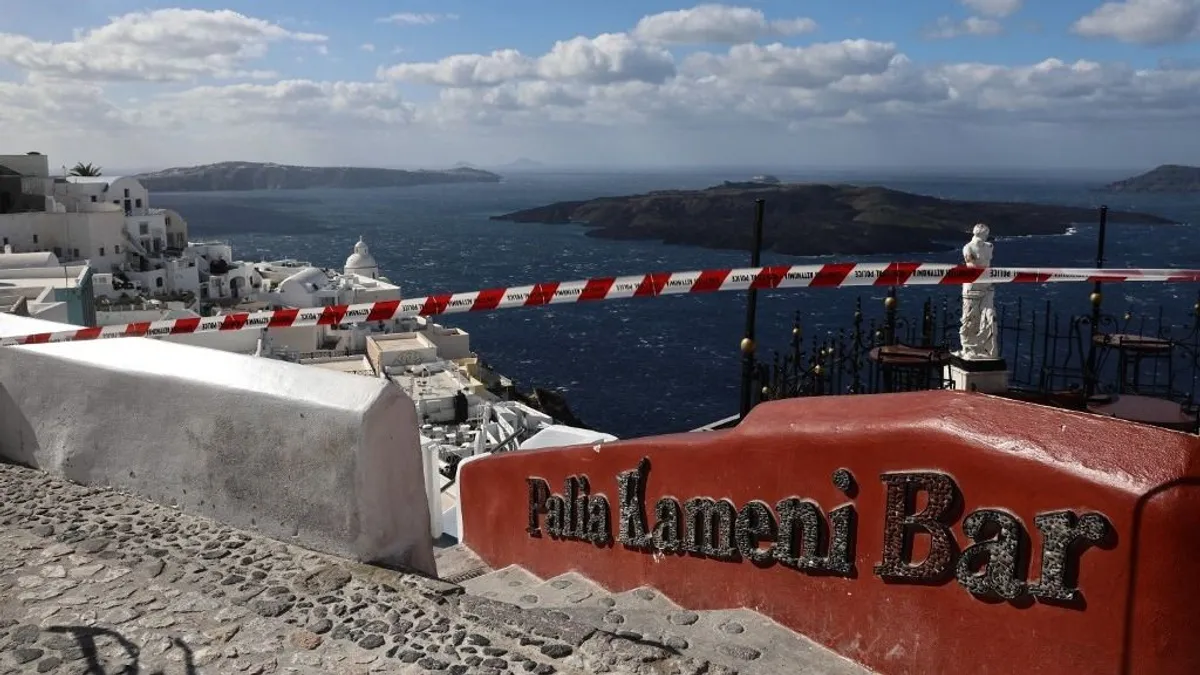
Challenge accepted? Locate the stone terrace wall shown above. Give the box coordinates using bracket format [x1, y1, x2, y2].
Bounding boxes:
[459, 390, 1200, 675]
[0, 313, 434, 575]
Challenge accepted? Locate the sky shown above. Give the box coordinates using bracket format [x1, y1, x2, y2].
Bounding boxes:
[1, 0, 1199, 171]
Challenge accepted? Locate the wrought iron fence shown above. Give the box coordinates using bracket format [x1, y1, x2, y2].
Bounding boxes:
[753, 287, 1200, 415]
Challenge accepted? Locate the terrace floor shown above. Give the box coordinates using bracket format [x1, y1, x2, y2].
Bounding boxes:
[0, 462, 861, 675]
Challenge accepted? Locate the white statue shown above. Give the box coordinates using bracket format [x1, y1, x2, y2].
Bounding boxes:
[958, 223, 999, 361]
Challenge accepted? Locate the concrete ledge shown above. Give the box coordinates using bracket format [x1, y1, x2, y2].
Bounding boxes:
[0, 314, 434, 575]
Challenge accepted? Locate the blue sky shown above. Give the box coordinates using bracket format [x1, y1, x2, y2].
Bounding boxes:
[16, 1, 1196, 68]
[1, 1, 1199, 169]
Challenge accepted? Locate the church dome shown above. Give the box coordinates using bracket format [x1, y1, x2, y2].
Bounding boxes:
[344, 236, 379, 278]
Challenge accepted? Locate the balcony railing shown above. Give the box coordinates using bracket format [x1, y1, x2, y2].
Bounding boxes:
[751, 288, 1200, 433]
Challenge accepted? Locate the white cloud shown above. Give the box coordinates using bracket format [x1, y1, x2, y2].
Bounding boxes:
[0, 9, 325, 82]
[380, 33, 676, 87]
[925, 16, 1005, 38]
[361, 43, 376, 52]
[377, 13, 459, 26]
[379, 49, 536, 87]
[401, 38, 1200, 136]
[316, 44, 329, 56]
[161, 79, 416, 128]
[960, 0, 1024, 18]
[538, 33, 676, 85]
[1072, 0, 1200, 45]
[0, 77, 133, 130]
[1, 5, 1199, 167]
[632, 4, 817, 44]
[682, 40, 898, 88]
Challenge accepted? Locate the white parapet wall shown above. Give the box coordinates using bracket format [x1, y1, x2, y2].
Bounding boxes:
[0, 313, 435, 575]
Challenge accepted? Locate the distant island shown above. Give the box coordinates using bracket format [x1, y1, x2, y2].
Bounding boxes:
[1102, 165, 1200, 193]
[132, 161, 502, 192]
[491, 183, 1173, 256]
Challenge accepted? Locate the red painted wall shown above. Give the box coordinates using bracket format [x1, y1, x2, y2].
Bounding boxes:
[458, 391, 1200, 675]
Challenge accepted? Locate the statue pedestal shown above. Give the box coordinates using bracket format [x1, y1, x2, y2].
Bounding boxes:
[945, 354, 1008, 394]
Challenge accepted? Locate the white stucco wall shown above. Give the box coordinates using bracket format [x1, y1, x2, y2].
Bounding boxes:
[167, 327, 263, 354]
[426, 324, 472, 360]
[265, 324, 322, 353]
[26, 299, 68, 323]
[343, 282, 402, 305]
[54, 180, 107, 208]
[164, 257, 201, 293]
[161, 208, 189, 249]
[0, 154, 50, 177]
[0, 251, 60, 269]
[0, 313, 435, 573]
[108, 178, 150, 213]
[0, 210, 126, 272]
[125, 212, 167, 255]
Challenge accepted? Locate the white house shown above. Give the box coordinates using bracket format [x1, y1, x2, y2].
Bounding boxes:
[254, 238, 401, 310]
[0, 250, 95, 325]
[364, 332, 489, 424]
[181, 241, 260, 301]
[57, 175, 150, 216]
[0, 153, 50, 179]
[56, 177, 179, 260]
[124, 255, 201, 297]
[162, 208, 189, 250]
[0, 202, 127, 272]
[0, 156, 162, 276]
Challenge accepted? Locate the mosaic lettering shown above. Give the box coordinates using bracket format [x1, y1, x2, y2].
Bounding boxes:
[525, 475, 611, 545]
[523, 461, 1113, 604]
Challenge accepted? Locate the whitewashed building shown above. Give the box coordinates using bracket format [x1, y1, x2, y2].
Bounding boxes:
[0, 154, 192, 289]
[0, 248, 95, 324]
[0, 154, 190, 282]
[254, 238, 400, 309]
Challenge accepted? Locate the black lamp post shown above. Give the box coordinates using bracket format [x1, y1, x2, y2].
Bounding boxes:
[1085, 205, 1109, 397]
[739, 199, 766, 419]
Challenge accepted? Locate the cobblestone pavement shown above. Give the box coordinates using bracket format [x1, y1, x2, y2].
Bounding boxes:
[0, 462, 719, 675]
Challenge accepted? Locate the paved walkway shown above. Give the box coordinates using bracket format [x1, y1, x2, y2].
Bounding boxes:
[0, 462, 669, 675]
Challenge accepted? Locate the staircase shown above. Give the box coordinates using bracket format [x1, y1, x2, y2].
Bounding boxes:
[122, 230, 153, 260]
[436, 544, 874, 675]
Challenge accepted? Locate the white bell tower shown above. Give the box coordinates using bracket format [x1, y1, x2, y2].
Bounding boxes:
[343, 235, 379, 279]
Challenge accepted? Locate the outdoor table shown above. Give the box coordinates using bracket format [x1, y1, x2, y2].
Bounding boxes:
[868, 344, 949, 366]
[1086, 394, 1198, 432]
[1092, 333, 1174, 394]
[868, 345, 950, 392]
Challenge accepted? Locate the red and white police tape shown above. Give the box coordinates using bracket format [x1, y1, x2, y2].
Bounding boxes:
[4, 262, 1200, 347]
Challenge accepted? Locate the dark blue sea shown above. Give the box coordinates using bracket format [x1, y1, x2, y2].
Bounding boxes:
[153, 171, 1199, 438]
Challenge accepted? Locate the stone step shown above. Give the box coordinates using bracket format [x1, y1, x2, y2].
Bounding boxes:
[452, 555, 875, 675]
[460, 564, 544, 603]
[432, 537, 491, 583]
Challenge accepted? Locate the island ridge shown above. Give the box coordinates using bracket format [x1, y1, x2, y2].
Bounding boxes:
[1102, 165, 1200, 193]
[491, 182, 1174, 256]
[132, 161, 502, 192]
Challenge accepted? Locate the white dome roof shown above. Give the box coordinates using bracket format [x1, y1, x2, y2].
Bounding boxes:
[344, 236, 378, 272]
[281, 266, 328, 292]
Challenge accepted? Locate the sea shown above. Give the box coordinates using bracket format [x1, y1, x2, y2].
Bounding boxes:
[153, 170, 1200, 439]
